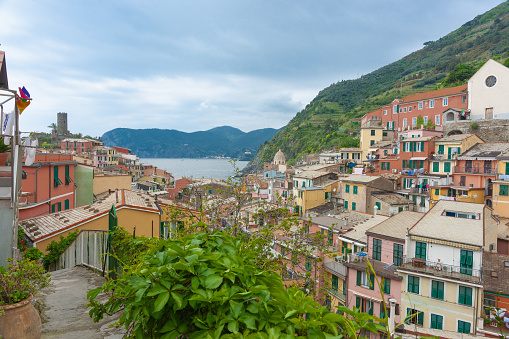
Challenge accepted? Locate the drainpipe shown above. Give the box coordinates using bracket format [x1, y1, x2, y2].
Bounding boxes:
[48, 165, 52, 213]
[33, 163, 42, 202]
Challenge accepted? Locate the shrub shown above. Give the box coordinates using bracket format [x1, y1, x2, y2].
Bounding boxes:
[23, 247, 44, 262]
[88, 231, 383, 338]
[42, 230, 79, 270]
[470, 122, 479, 129]
[0, 259, 50, 305]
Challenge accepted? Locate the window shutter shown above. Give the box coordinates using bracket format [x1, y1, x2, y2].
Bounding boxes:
[356, 271, 361, 286]
[369, 274, 375, 290]
[506, 163, 509, 175]
[417, 311, 424, 325]
[421, 142, 424, 151]
[402, 159, 406, 168]
[356, 296, 361, 309]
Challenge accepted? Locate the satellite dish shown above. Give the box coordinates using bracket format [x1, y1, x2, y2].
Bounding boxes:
[333, 188, 336, 192]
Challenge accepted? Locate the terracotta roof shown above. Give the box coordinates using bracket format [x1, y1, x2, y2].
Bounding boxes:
[437, 134, 476, 142]
[20, 190, 159, 243]
[332, 212, 389, 244]
[459, 143, 509, 159]
[371, 192, 415, 206]
[400, 84, 467, 104]
[408, 200, 487, 247]
[366, 211, 423, 240]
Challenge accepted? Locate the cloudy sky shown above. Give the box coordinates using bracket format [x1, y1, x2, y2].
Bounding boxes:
[0, 0, 504, 137]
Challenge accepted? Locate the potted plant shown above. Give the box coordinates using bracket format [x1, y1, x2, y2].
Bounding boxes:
[0, 258, 51, 339]
[0, 138, 11, 166]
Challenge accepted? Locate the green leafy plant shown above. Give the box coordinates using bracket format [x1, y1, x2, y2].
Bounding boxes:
[23, 247, 44, 262]
[470, 122, 479, 129]
[0, 258, 50, 305]
[0, 139, 10, 153]
[42, 230, 79, 270]
[88, 231, 383, 338]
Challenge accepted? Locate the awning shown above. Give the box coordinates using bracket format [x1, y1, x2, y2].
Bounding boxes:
[351, 290, 383, 303]
[337, 236, 365, 247]
[410, 157, 427, 161]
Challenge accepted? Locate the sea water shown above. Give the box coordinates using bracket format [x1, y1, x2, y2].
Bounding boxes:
[139, 158, 249, 180]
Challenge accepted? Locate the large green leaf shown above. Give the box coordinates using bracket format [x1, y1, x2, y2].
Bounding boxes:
[154, 291, 170, 312]
[204, 274, 223, 289]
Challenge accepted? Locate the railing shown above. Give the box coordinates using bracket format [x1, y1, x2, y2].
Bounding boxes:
[55, 230, 109, 273]
[326, 288, 346, 302]
[454, 165, 496, 174]
[323, 259, 347, 278]
[400, 257, 481, 283]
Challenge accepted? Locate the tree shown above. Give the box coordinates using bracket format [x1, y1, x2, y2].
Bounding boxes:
[441, 63, 477, 87]
[504, 58, 509, 68]
[416, 115, 424, 127]
[88, 231, 382, 338]
[48, 123, 57, 132]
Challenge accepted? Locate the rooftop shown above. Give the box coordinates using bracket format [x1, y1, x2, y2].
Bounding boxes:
[20, 190, 159, 242]
[458, 142, 509, 160]
[293, 170, 333, 180]
[371, 192, 415, 206]
[408, 200, 487, 247]
[333, 212, 389, 244]
[400, 84, 467, 103]
[437, 133, 477, 143]
[311, 216, 353, 231]
[400, 136, 436, 142]
[339, 147, 362, 152]
[366, 211, 423, 241]
[306, 202, 337, 215]
[341, 174, 380, 184]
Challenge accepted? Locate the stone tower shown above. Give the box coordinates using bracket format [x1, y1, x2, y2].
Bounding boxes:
[57, 112, 68, 135]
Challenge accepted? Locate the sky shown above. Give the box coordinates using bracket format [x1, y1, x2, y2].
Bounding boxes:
[0, 0, 505, 137]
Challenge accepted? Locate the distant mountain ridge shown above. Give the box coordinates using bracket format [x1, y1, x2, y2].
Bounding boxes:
[101, 126, 279, 160]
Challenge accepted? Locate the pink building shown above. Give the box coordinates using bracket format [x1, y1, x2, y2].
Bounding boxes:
[345, 211, 423, 336]
[20, 153, 76, 220]
[61, 138, 93, 154]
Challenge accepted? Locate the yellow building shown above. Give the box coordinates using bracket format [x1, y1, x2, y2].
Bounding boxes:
[397, 201, 497, 336]
[158, 198, 206, 238]
[20, 190, 161, 253]
[429, 186, 485, 208]
[93, 173, 132, 195]
[340, 174, 394, 213]
[429, 134, 484, 175]
[323, 255, 347, 310]
[295, 181, 338, 216]
[138, 175, 169, 186]
[492, 156, 509, 218]
[359, 125, 395, 160]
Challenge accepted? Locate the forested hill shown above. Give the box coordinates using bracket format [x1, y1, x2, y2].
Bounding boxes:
[101, 126, 278, 160]
[243, 1, 509, 173]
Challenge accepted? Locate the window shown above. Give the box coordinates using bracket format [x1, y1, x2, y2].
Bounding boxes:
[431, 280, 444, 300]
[328, 230, 333, 246]
[409, 106, 412, 112]
[344, 201, 348, 210]
[403, 118, 407, 128]
[444, 162, 451, 173]
[58, 202, 62, 211]
[406, 308, 423, 325]
[353, 186, 358, 194]
[404, 107, 407, 113]
[352, 202, 356, 211]
[418, 101, 423, 110]
[345, 184, 350, 193]
[380, 303, 386, 319]
[51, 204, 56, 213]
[372, 238, 382, 261]
[65, 165, 71, 185]
[412, 117, 417, 127]
[506, 162, 509, 175]
[375, 201, 381, 211]
[53, 166, 63, 187]
[328, 274, 338, 294]
[432, 162, 439, 173]
[393, 105, 398, 114]
[459, 286, 473, 306]
[429, 100, 435, 108]
[383, 110, 387, 115]
[393, 243, 403, 266]
[383, 278, 391, 294]
[370, 140, 375, 146]
[435, 115, 440, 125]
[408, 275, 420, 294]
[423, 116, 428, 125]
[415, 242, 426, 260]
[305, 223, 309, 234]
[371, 129, 375, 136]
[443, 97, 448, 106]
[462, 95, 467, 103]
[430, 314, 443, 330]
[500, 184, 509, 196]
[435, 188, 440, 196]
[458, 320, 471, 334]
[460, 250, 473, 275]
[64, 199, 69, 210]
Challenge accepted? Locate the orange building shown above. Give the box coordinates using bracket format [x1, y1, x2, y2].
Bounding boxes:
[61, 138, 94, 154]
[20, 153, 76, 220]
[361, 85, 468, 132]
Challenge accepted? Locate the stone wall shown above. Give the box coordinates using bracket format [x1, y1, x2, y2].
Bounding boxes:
[443, 119, 509, 142]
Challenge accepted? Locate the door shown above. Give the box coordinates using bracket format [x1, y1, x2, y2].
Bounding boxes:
[465, 160, 472, 173]
[485, 107, 494, 119]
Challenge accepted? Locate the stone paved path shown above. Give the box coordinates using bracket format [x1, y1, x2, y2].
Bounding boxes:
[39, 266, 125, 339]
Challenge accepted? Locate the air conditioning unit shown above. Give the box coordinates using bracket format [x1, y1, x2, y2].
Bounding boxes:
[392, 169, 397, 173]
[489, 243, 496, 251]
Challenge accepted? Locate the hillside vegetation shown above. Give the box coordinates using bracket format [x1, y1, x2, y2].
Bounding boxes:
[102, 126, 278, 160]
[244, 1, 509, 173]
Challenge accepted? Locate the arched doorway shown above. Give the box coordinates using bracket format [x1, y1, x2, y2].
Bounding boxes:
[485, 198, 492, 208]
[445, 112, 455, 122]
[486, 178, 493, 197]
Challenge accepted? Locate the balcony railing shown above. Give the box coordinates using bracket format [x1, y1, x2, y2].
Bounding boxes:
[399, 257, 481, 283]
[454, 165, 496, 175]
[326, 288, 346, 302]
[323, 259, 347, 278]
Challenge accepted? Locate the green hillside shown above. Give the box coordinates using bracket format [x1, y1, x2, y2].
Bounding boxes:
[244, 1, 509, 173]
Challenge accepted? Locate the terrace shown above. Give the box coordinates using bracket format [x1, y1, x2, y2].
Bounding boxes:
[399, 256, 481, 284]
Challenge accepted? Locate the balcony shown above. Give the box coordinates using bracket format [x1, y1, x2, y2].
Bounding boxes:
[323, 259, 347, 278]
[454, 165, 496, 175]
[399, 257, 481, 284]
[326, 288, 346, 302]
